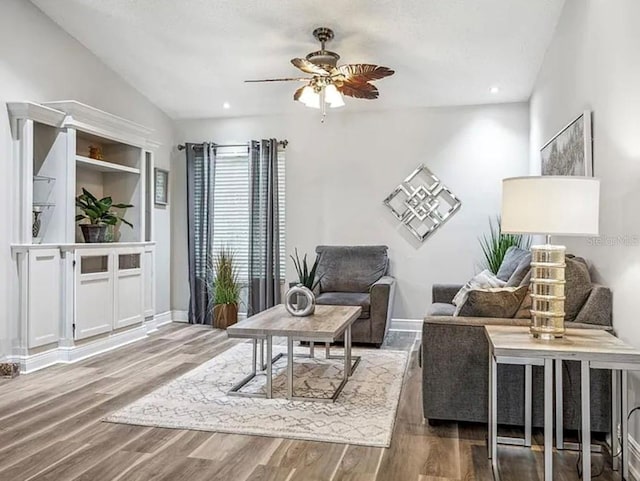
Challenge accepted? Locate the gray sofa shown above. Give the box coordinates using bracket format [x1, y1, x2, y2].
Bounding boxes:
[422, 255, 613, 432]
[315, 245, 396, 346]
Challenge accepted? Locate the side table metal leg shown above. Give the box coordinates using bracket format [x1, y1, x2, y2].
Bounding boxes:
[525, 364, 532, 447]
[252, 338, 257, 372]
[490, 354, 497, 465]
[544, 358, 553, 481]
[287, 337, 294, 399]
[612, 369, 621, 471]
[260, 338, 265, 371]
[266, 336, 273, 399]
[555, 359, 563, 449]
[622, 370, 629, 480]
[581, 361, 591, 480]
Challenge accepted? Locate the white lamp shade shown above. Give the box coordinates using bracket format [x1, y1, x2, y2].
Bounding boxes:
[324, 84, 345, 108]
[501, 176, 600, 236]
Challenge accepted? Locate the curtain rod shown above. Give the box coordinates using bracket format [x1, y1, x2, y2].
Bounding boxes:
[177, 140, 288, 151]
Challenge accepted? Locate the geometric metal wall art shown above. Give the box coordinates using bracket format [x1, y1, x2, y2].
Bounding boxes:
[383, 164, 462, 242]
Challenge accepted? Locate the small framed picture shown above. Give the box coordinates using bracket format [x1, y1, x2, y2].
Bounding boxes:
[154, 168, 169, 205]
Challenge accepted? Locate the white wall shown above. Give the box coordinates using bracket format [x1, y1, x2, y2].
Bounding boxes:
[530, 0, 640, 446]
[172, 103, 529, 319]
[0, 0, 175, 359]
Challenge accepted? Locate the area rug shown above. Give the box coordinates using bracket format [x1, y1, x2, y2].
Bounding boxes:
[105, 342, 408, 447]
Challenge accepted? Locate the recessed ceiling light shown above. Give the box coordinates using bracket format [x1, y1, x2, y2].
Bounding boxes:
[223, 102, 231, 109]
[490, 86, 500, 94]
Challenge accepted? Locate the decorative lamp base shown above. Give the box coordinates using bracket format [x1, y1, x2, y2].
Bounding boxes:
[530, 244, 566, 339]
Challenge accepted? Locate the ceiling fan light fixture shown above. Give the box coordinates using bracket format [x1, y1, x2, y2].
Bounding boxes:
[299, 85, 320, 109]
[324, 84, 345, 108]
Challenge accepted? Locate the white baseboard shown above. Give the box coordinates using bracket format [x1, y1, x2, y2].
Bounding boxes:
[8, 311, 176, 374]
[630, 435, 640, 481]
[172, 310, 189, 323]
[389, 318, 422, 337]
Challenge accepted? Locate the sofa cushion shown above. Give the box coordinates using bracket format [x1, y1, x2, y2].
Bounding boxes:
[496, 246, 530, 282]
[457, 286, 528, 318]
[565, 255, 592, 323]
[315, 292, 370, 318]
[316, 245, 388, 293]
[426, 303, 456, 316]
[452, 269, 506, 315]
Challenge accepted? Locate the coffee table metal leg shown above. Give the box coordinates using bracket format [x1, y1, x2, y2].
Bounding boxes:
[345, 325, 352, 376]
[287, 337, 294, 399]
[266, 335, 273, 399]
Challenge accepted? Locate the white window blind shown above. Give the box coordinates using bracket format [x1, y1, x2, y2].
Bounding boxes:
[212, 147, 286, 310]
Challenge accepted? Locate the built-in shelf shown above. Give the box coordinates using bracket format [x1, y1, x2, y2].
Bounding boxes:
[33, 175, 55, 183]
[33, 202, 55, 208]
[76, 155, 140, 175]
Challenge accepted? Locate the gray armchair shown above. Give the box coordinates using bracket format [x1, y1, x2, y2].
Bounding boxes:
[315, 245, 396, 347]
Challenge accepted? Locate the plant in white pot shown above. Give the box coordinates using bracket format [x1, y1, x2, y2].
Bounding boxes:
[75, 188, 133, 243]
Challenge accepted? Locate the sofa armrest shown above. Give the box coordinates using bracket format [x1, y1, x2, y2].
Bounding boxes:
[370, 276, 396, 344]
[572, 285, 612, 327]
[432, 284, 464, 304]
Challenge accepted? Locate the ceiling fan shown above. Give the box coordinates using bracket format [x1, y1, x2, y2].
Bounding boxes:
[245, 27, 395, 120]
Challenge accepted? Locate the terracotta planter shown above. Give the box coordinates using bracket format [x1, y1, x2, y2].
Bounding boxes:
[213, 303, 238, 329]
[80, 224, 107, 243]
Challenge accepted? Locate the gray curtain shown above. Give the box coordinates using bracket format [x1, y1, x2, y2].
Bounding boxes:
[248, 139, 281, 315]
[186, 143, 216, 324]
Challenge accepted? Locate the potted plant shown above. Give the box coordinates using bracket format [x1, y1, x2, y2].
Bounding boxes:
[479, 216, 530, 274]
[75, 188, 133, 243]
[211, 247, 240, 329]
[289, 249, 323, 310]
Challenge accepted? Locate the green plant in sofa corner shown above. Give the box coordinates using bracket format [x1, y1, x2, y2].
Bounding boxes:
[75, 188, 133, 228]
[290, 248, 322, 290]
[479, 216, 530, 274]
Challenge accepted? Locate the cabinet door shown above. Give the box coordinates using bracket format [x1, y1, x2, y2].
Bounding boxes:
[28, 249, 61, 348]
[143, 246, 155, 319]
[75, 249, 113, 340]
[115, 248, 144, 329]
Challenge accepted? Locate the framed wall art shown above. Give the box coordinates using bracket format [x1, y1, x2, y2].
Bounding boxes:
[154, 168, 169, 205]
[541, 111, 593, 176]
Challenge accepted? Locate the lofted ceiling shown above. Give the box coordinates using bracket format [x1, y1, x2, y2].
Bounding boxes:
[30, 0, 565, 119]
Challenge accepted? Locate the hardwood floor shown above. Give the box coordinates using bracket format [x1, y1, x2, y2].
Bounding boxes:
[0, 324, 618, 481]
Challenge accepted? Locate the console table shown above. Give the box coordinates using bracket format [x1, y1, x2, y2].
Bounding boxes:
[485, 325, 640, 481]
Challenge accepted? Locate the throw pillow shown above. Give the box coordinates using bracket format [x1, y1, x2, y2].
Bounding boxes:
[514, 286, 533, 319]
[457, 286, 529, 318]
[505, 252, 532, 287]
[564, 255, 592, 322]
[452, 269, 506, 314]
[496, 246, 530, 282]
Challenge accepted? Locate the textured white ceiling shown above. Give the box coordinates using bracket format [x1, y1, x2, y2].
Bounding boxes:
[30, 0, 565, 119]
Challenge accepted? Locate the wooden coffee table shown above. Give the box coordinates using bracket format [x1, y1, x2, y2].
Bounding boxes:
[226, 304, 362, 402]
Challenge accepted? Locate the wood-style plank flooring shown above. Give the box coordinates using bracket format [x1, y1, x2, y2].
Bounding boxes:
[0, 324, 618, 480]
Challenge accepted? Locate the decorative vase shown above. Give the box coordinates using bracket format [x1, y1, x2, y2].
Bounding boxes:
[213, 303, 238, 329]
[285, 285, 316, 317]
[80, 224, 108, 243]
[32, 209, 42, 239]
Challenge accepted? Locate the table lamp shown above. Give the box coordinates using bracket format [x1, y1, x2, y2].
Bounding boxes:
[501, 176, 600, 339]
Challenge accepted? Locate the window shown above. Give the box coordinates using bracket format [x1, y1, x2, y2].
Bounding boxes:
[212, 146, 286, 311]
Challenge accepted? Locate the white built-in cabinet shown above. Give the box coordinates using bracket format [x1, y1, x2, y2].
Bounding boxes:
[8, 101, 160, 371]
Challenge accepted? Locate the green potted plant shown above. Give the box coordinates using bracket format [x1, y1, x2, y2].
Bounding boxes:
[211, 247, 241, 329]
[479, 216, 530, 274]
[289, 249, 323, 310]
[75, 188, 133, 243]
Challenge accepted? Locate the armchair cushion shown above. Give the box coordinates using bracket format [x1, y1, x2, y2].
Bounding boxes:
[316, 245, 388, 293]
[315, 292, 370, 318]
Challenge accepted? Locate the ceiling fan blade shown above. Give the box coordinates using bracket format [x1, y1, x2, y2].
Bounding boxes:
[338, 81, 379, 100]
[245, 77, 309, 83]
[336, 64, 395, 82]
[291, 58, 330, 76]
[293, 86, 306, 101]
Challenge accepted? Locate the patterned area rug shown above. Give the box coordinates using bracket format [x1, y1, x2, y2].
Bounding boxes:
[105, 342, 408, 447]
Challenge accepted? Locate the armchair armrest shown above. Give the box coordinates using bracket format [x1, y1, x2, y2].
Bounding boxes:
[370, 276, 396, 344]
[432, 284, 464, 304]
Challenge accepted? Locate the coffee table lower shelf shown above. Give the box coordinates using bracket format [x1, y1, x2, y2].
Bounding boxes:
[228, 330, 360, 403]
